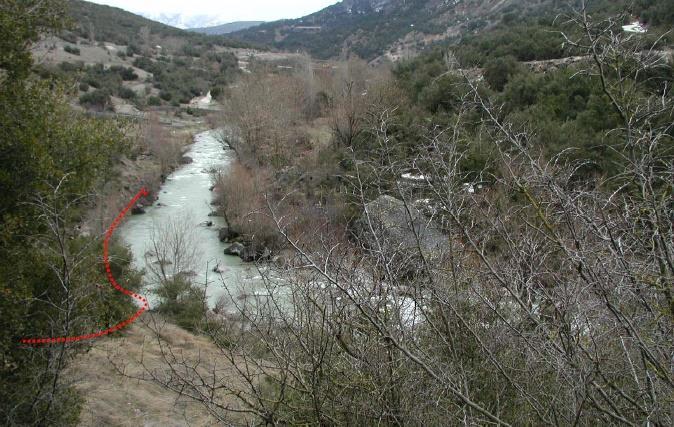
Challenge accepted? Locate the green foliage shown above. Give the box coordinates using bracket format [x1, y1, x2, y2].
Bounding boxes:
[58, 60, 84, 73]
[159, 90, 172, 101]
[483, 55, 521, 91]
[0, 81, 136, 426]
[109, 65, 137, 81]
[636, 0, 674, 26]
[64, 44, 80, 55]
[126, 43, 141, 56]
[395, 48, 627, 177]
[133, 53, 236, 105]
[1, 83, 130, 215]
[500, 66, 624, 158]
[456, 24, 566, 67]
[63, 64, 145, 108]
[79, 88, 111, 110]
[147, 95, 161, 106]
[154, 276, 209, 332]
[117, 86, 136, 100]
[0, 3, 140, 422]
[0, 0, 66, 80]
[210, 85, 224, 100]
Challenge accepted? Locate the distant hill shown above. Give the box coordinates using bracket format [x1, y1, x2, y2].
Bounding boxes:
[190, 21, 265, 35]
[228, 0, 674, 61]
[65, 0, 251, 49]
[36, 1, 264, 111]
[228, 0, 563, 61]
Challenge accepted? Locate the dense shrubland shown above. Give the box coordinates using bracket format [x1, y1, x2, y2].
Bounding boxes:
[1, 1, 144, 424]
[37, 45, 239, 110]
[132, 51, 239, 106]
[35, 0, 243, 111]
[230, 0, 674, 62]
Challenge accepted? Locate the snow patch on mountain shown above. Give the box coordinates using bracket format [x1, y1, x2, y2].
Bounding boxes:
[140, 12, 230, 29]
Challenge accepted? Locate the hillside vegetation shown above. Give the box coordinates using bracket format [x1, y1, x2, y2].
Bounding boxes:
[31, 0, 256, 111]
[230, 0, 674, 60]
[65, 0, 250, 49]
[1, 2, 144, 423]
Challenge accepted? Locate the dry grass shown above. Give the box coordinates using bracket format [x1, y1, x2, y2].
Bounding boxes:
[68, 316, 240, 426]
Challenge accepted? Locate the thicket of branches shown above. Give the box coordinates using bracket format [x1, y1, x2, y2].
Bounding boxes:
[125, 4, 673, 426]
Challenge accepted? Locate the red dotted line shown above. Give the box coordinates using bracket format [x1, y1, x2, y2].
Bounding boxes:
[20, 189, 151, 346]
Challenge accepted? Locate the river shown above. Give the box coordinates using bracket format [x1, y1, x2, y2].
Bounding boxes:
[118, 129, 263, 309]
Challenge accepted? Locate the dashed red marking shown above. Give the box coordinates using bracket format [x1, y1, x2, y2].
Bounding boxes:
[20, 189, 151, 346]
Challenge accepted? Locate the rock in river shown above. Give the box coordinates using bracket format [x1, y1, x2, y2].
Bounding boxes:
[218, 227, 239, 242]
[131, 204, 146, 215]
[224, 242, 245, 257]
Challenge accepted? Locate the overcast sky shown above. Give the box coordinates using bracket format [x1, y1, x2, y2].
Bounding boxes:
[87, 0, 340, 23]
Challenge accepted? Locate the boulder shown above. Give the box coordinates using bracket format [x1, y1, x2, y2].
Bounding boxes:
[224, 242, 245, 257]
[131, 204, 146, 215]
[354, 195, 448, 263]
[218, 227, 239, 242]
[205, 221, 214, 227]
[240, 245, 258, 263]
[240, 245, 272, 263]
[180, 155, 193, 165]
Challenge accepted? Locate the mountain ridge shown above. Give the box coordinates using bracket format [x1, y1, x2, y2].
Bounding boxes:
[227, 0, 548, 60]
[227, 0, 672, 62]
[189, 21, 265, 35]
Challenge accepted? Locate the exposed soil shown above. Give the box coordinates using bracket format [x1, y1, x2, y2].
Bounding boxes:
[68, 316, 245, 426]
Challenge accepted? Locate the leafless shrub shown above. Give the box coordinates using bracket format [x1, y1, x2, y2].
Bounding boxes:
[142, 112, 184, 176]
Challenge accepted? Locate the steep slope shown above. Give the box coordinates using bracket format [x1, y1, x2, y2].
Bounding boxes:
[229, 0, 673, 61]
[69, 318, 247, 426]
[65, 0, 250, 49]
[228, 0, 561, 60]
[35, 1, 259, 111]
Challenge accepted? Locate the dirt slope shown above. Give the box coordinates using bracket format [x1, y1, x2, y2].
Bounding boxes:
[68, 316, 236, 426]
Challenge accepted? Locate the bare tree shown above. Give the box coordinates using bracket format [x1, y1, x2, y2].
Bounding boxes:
[145, 213, 202, 287]
[15, 176, 114, 425]
[143, 112, 185, 177]
[225, 73, 305, 167]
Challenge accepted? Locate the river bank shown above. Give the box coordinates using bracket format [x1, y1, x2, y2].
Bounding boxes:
[117, 129, 265, 309]
[81, 110, 209, 236]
